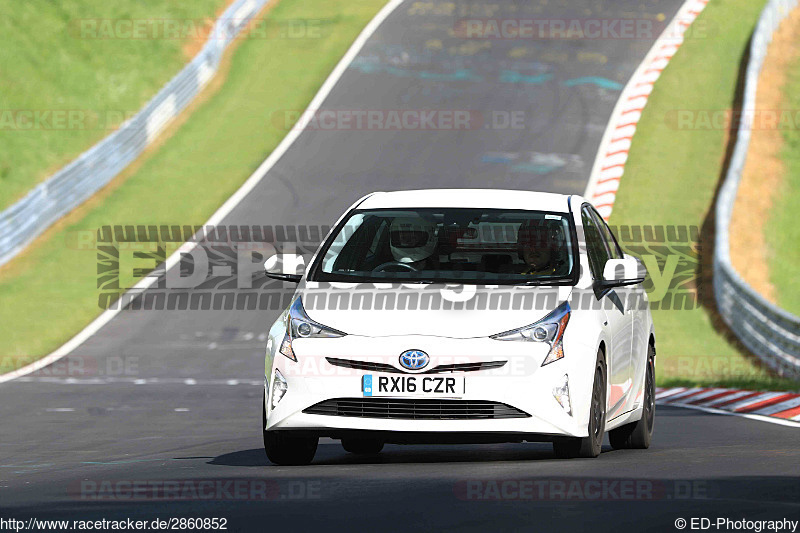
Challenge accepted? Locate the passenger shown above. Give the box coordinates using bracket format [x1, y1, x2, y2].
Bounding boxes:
[516, 219, 567, 276]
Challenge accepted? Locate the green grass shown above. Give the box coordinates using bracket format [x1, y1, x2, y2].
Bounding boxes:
[2, 0, 797, 392]
[0, 0, 386, 374]
[611, 0, 799, 391]
[0, 0, 226, 210]
[766, 49, 800, 317]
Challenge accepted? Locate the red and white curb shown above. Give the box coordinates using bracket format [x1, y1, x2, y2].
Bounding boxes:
[656, 386, 800, 427]
[585, 0, 710, 220]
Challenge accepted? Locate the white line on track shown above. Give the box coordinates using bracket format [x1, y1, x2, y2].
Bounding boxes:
[14, 377, 263, 386]
[657, 387, 800, 428]
[659, 400, 800, 428]
[0, 0, 406, 385]
[2, 0, 791, 435]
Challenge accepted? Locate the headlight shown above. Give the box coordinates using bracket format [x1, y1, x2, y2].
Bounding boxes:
[278, 297, 346, 362]
[490, 301, 570, 366]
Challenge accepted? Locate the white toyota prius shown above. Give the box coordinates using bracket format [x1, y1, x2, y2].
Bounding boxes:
[262, 189, 655, 464]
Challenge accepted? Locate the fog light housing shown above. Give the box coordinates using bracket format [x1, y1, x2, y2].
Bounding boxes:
[552, 373, 572, 416]
[271, 369, 288, 410]
[542, 340, 565, 366]
[279, 334, 296, 362]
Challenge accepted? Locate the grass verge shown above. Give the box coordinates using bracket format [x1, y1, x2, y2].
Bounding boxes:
[0, 0, 228, 210]
[767, 34, 800, 317]
[0, 0, 386, 374]
[610, 0, 799, 391]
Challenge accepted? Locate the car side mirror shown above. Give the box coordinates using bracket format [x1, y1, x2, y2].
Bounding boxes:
[623, 253, 648, 279]
[598, 257, 645, 289]
[263, 253, 307, 283]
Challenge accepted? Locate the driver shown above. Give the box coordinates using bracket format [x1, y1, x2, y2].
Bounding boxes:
[516, 219, 565, 276]
[388, 217, 438, 270]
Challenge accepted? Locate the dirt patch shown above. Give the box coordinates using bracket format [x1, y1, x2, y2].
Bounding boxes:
[729, 6, 800, 303]
[182, 0, 238, 60]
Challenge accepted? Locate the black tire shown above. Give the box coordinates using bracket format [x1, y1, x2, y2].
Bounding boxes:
[341, 438, 384, 455]
[609, 344, 655, 450]
[553, 351, 606, 459]
[262, 394, 318, 465]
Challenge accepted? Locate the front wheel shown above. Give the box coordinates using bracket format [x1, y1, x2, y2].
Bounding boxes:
[609, 344, 655, 450]
[553, 351, 606, 459]
[262, 394, 318, 465]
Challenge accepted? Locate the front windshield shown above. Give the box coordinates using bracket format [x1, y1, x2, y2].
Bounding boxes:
[311, 208, 576, 284]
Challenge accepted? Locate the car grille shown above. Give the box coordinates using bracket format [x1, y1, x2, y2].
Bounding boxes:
[427, 361, 507, 373]
[325, 357, 507, 374]
[325, 358, 397, 373]
[303, 398, 530, 420]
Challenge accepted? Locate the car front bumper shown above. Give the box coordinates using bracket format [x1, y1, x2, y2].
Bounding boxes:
[265, 335, 597, 438]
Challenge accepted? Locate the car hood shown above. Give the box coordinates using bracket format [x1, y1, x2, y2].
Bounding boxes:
[299, 284, 572, 338]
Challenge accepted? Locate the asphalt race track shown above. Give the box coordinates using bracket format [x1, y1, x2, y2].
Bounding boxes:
[2, 0, 799, 530]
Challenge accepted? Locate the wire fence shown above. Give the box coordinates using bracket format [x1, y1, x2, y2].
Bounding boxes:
[0, 0, 270, 267]
[714, 0, 800, 379]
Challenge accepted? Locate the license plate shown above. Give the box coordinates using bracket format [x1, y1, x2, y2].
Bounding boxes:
[362, 374, 464, 398]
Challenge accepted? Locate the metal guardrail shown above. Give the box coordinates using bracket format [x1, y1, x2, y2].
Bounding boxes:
[714, 0, 800, 378]
[0, 0, 270, 267]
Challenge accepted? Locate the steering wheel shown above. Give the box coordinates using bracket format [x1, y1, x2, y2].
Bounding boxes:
[372, 261, 419, 273]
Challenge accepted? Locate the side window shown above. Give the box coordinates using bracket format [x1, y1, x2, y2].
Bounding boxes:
[591, 208, 623, 260]
[581, 206, 610, 280]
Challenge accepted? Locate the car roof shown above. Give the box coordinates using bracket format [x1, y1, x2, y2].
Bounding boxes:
[357, 189, 574, 212]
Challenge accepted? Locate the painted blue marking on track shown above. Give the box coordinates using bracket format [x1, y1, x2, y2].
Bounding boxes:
[511, 163, 559, 174]
[499, 71, 553, 84]
[562, 76, 623, 90]
[350, 60, 482, 82]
